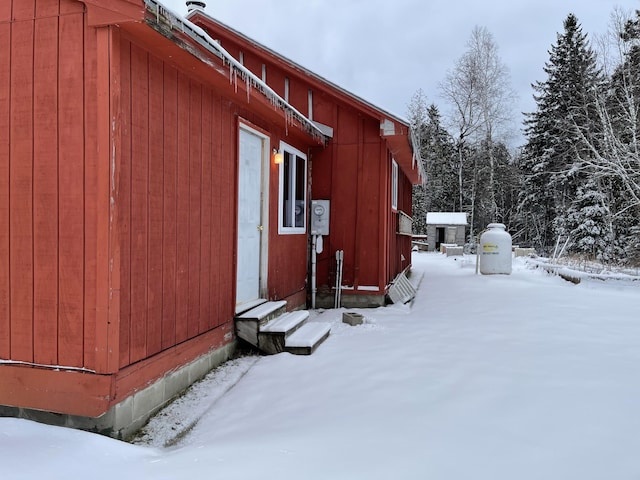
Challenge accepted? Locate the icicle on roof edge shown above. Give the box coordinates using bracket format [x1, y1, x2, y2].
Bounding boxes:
[143, 0, 328, 145]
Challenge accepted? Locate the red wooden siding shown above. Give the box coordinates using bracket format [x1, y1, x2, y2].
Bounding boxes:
[58, 3, 86, 368]
[0, 8, 10, 359]
[1, 1, 98, 368]
[266, 179, 309, 303]
[33, 12, 59, 365]
[161, 65, 178, 349]
[116, 37, 237, 369]
[118, 37, 133, 367]
[9, 7, 35, 363]
[310, 109, 396, 293]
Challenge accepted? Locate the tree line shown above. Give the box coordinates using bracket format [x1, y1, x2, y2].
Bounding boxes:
[410, 9, 640, 265]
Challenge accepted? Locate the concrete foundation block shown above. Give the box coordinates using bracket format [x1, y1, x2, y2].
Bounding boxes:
[342, 312, 364, 326]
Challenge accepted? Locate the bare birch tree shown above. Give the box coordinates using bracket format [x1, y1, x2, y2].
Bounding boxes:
[440, 26, 516, 237]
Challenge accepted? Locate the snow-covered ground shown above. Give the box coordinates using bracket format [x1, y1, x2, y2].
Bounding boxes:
[2, 252, 640, 480]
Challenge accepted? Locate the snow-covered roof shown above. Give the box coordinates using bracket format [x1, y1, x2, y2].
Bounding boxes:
[143, 0, 328, 144]
[426, 212, 468, 225]
[184, 6, 425, 184]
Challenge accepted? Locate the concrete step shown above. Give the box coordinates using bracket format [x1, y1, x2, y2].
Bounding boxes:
[285, 322, 331, 355]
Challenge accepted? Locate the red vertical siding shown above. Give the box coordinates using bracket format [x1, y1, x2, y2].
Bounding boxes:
[36, 0, 59, 17]
[199, 88, 213, 332]
[1, 2, 102, 368]
[129, 43, 149, 364]
[0, 0, 10, 21]
[84, 16, 101, 371]
[119, 40, 132, 368]
[161, 65, 178, 350]
[175, 72, 190, 344]
[13, 0, 35, 21]
[221, 108, 236, 321]
[10, 17, 35, 362]
[33, 14, 59, 365]
[58, 11, 86, 366]
[188, 83, 202, 339]
[209, 97, 223, 327]
[147, 54, 164, 357]
[115, 39, 239, 367]
[0, 18, 9, 358]
[59, 0, 83, 14]
[356, 141, 382, 287]
[331, 144, 358, 286]
[103, 26, 121, 373]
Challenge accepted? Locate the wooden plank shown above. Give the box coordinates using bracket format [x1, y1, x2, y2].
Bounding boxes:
[9, 20, 35, 362]
[220, 107, 235, 324]
[161, 65, 178, 350]
[58, 11, 85, 367]
[59, 0, 84, 14]
[0, 0, 11, 22]
[0, 23, 11, 358]
[129, 43, 149, 363]
[187, 81, 202, 339]
[331, 143, 358, 284]
[32, 15, 59, 365]
[378, 142, 390, 288]
[209, 95, 222, 328]
[0, 365, 113, 417]
[35, 0, 59, 17]
[174, 72, 190, 344]
[93, 25, 114, 372]
[12, 0, 35, 21]
[356, 142, 381, 288]
[199, 87, 213, 332]
[147, 53, 164, 357]
[106, 27, 122, 373]
[118, 39, 132, 368]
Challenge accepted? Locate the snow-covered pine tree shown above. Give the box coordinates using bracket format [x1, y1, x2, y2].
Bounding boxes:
[519, 14, 606, 254]
[408, 93, 457, 235]
[570, 9, 640, 264]
[602, 11, 640, 263]
[566, 179, 613, 261]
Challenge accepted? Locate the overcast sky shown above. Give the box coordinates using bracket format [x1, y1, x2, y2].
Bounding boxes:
[163, 0, 635, 145]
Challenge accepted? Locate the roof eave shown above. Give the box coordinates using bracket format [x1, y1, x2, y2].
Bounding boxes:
[143, 0, 329, 145]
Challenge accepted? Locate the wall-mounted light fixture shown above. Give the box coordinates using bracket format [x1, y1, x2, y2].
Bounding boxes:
[272, 148, 283, 165]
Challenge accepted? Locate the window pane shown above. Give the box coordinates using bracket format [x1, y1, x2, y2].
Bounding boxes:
[278, 145, 307, 233]
[295, 155, 305, 228]
[282, 151, 292, 227]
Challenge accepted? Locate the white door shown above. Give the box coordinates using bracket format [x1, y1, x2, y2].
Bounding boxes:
[236, 128, 265, 308]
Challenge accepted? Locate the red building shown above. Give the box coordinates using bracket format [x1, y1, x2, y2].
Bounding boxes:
[0, 0, 422, 437]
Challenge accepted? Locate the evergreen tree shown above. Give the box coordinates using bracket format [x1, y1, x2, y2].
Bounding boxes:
[519, 14, 605, 253]
[575, 9, 640, 264]
[565, 179, 613, 260]
[410, 100, 457, 235]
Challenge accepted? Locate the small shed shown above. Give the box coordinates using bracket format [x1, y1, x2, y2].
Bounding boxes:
[426, 212, 468, 251]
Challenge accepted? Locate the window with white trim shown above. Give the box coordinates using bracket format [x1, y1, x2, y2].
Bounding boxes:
[391, 159, 398, 210]
[278, 142, 307, 234]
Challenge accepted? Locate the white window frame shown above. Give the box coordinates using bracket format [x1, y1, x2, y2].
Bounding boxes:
[391, 158, 398, 211]
[278, 142, 307, 235]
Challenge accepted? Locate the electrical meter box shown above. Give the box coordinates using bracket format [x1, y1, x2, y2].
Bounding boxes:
[311, 200, 330, 235]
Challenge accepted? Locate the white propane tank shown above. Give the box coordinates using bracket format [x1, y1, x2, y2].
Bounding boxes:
[479, 223, 512, 275]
